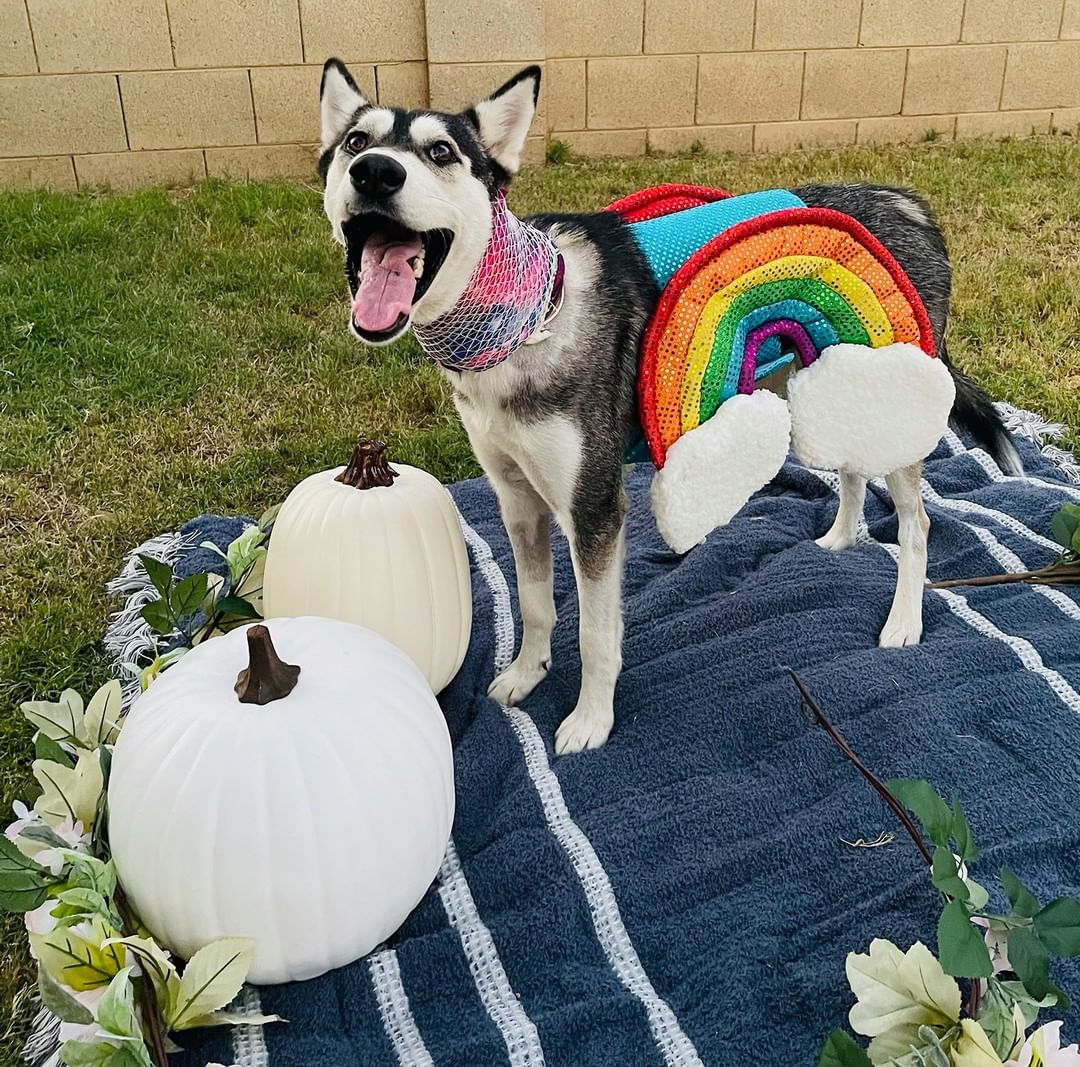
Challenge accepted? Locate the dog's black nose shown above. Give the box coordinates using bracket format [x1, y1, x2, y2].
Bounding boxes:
[350, 153, 406, 200]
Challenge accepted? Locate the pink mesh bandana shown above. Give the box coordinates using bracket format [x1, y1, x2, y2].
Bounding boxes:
[413, 192, 561, 372]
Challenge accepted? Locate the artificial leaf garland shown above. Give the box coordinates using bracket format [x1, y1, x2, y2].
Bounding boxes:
[5, 525, 276, 1067]
[794, 673, 1080, 1066]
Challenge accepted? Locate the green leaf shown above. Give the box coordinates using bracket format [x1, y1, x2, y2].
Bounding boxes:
[33, 750, 103, 829]
[1050, 505, 1080, 551]
[97, 968, 140, 1040]
[215, 595, 261, 620]
[183, 1008, 283, 1027]
[102, 936, 180, 1011]
[994, 978, 1058, 1026]
[818, 1030, 873, 1067]
[21, 691, 84, 746]
[886, 779, 952, 847]
[1007, 926, 1053, 1000]
[977, 978, 1027, 1059]
[55, 888, 112, 921]
[965, 878, 990, 914]
[38, 964, 94, 1024]
[846, 939, 960, 1040]
[931, 848, 970, 901]
[950, 800, 979, 863]
[0, 836, 50, 912]
[171, 572, 209, 621]
[35, 733, 75, 767]
[1000, 867, 1039, 918]
[58, 1041, 117, 1067]
[138, 554, 173, 598]
[83, 681, 122, 748]
[952, 1019, 1006, 1066]
[109, 1044, 156, 1067]
[60, 853, 116, 898]
[938, 900, 992, 977]
[19, 823, 70, 849]
[167, 938, 254, 1030]
[1033, 897, 1080, 957]
[31, 916, 126, 991]
[257, 502, 281, 531]
[139, 599, 175, 635]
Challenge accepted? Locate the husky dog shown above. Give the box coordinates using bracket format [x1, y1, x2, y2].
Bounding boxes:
[318, 59, 1022, 754]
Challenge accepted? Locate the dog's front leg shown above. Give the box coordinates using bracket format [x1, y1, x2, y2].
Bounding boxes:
[485, 459, 558, 706]
[554, 484, 627, 755]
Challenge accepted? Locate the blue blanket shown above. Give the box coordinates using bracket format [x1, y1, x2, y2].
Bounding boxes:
[164, 423, 1080, 1067]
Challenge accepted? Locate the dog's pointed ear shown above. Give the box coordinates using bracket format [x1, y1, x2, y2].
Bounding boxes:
[321, 58, 368, 149]
[467, 66, 541, 176]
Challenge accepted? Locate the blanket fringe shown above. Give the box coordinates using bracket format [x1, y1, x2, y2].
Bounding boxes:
[21, 1001, 59, 1067]
[103, 529, 187, 708]
[997, 402, 1080, 485]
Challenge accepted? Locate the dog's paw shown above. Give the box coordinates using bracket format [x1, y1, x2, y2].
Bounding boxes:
[554, 704, 614, 755]
[488, 656, 550, 705]
[815, 526, 856, 552]
[878, 613, 923, 648]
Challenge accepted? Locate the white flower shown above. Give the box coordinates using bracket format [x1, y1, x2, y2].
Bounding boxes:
[31, 819, 91, 876]
[973, 917, 1011, 976]
[24, 898, 61, 948]
[1006, 1022, 1080, 1066]
[7, 803, 90, 873]
[5, 800, 35, 843]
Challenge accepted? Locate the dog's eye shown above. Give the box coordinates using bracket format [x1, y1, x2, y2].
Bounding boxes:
[343, 131, 369, 155]
[428, 141, 457, 166]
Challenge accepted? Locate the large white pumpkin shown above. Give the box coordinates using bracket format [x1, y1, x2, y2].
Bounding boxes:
[262, 440, 472, 694]
[108, 617, 455, 985]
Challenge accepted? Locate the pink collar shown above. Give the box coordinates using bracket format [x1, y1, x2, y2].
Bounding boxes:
[413, 192, 563, 372]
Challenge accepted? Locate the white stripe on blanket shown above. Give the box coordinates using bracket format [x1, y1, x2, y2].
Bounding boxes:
[458, 515, 706, 1067]
[369, 948, 436, 1067]
[231, 986, 269, 1067]
[437, 838, 546, 1065]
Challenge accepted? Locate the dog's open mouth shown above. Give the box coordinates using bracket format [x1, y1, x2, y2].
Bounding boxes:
[343, 214, 453, 342]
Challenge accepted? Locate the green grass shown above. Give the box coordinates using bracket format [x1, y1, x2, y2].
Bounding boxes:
[1, 135, 1079, 1059]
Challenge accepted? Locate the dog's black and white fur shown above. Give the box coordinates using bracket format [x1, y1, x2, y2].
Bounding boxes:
[318, 59, 1022, 754]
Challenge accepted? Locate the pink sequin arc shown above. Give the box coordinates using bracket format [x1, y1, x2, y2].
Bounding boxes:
[413, 192, 561, 372]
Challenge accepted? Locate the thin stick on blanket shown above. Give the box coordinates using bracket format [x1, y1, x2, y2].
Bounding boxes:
[787, 668, 932, 866]
[928, 561, 1080, 589]
[787, 668, 981, 1017]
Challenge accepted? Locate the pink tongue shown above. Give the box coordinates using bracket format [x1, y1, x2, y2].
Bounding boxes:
[352, 233, 423, 332]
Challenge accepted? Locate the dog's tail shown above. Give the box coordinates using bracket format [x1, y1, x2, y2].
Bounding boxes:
[948, 365, 1023, 475]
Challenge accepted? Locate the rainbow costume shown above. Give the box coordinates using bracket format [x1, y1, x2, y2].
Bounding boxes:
[605, 185, 954, 551]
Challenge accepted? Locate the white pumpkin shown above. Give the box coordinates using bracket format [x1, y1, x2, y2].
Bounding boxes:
[107, 617, 454, 985]
[262, 440, 472, 694]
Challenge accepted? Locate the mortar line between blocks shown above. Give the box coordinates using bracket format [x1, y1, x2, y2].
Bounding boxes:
[163, 0, 177, 66]
[116, 74, 131, 150]
[1058, 0, 1067, 38]
[22, 0, 39, 71]
[997, 48, 1008, 110]
[296, 0, 306, 62]
[248, 69, 259, 143]
[900, 48, 909, 115]
[798, 51, 807, 120]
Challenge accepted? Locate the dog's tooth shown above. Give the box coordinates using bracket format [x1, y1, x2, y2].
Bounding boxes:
[413, 259, 424, 279]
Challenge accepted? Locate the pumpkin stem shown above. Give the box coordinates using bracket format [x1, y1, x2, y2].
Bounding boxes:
[235, 624, 301, 704]
[336, 438, 399, 490]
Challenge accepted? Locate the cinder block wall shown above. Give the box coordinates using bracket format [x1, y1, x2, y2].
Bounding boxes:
[1, 0, 1079, 191]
